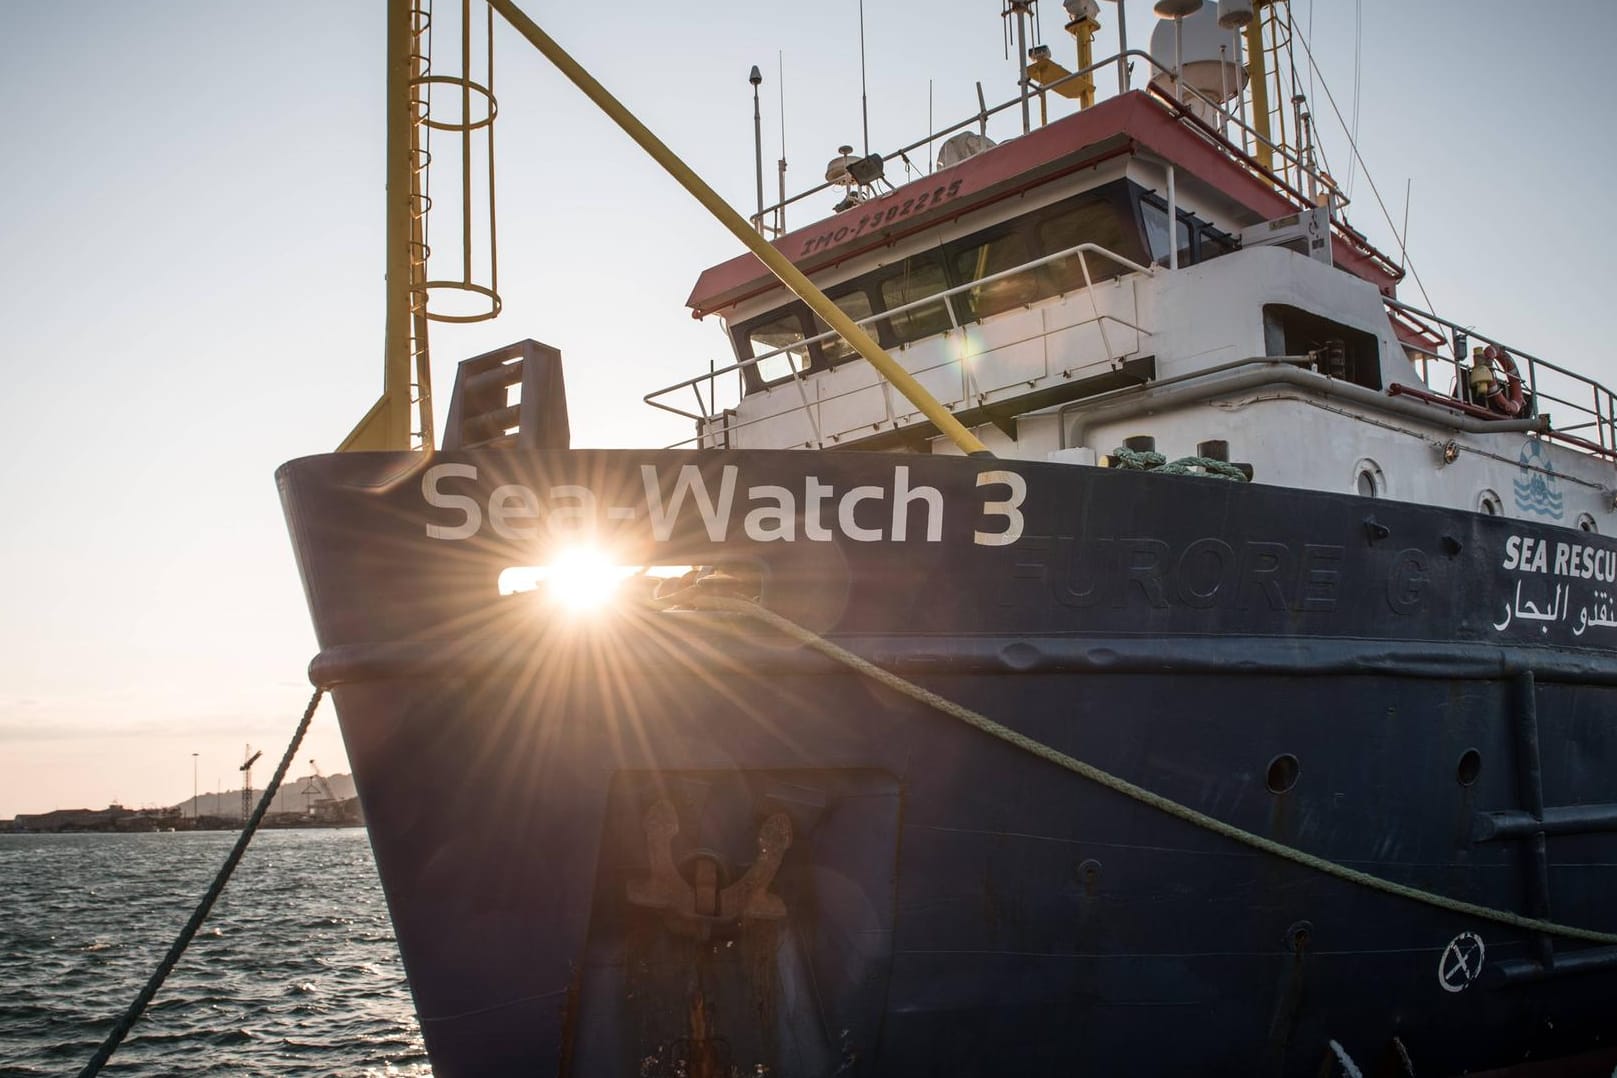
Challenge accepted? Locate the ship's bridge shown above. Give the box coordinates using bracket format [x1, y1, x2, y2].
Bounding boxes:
[663, 91, 1400, 456]
[640, 86, 1617, 529]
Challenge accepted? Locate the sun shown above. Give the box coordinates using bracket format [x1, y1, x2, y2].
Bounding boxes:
[544, 547, 627, 611]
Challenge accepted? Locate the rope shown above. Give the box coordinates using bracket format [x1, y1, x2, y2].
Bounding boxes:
[1108, 447, 1248, 481]
[1105, 446, 1165, 470]
[1156, 455, 1247, 480]
[77, 689, 327, 1078]
[684, 593, 1617, 947]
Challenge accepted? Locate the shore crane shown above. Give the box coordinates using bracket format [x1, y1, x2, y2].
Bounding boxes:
[308, 759, 339, 811]
[238, 746, 262, 822]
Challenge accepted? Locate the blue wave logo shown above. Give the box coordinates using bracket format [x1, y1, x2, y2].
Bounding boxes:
[1514, 439, 1563, 520]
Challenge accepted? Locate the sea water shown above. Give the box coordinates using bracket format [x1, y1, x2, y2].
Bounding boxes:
[0, 830, 429, 1076]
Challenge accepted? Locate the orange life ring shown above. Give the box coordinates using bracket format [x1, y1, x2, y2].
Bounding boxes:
[1479, 344, 1524, 418]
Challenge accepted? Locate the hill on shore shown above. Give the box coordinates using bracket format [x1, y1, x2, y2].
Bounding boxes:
[178, 771, 358, 819]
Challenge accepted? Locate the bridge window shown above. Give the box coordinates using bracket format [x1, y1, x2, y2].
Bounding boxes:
[1138, 193, 1238, 268]
[877, 254, 955, 344]
[746, 308, 813, 383]
[1039, 196, 1134, 294]
[951, 228, 1039, 321]
[813, 287, 880, 367]
[1140, 199, 1190, 267]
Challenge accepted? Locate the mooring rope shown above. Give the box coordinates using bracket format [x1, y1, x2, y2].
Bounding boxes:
[77, 688, 326, 1078]
[679, 592, 1617, 947]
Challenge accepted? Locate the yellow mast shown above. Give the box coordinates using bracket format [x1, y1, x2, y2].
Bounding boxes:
[1244, 0, 1274, 174]
[345, 0, 992, 457]
[1069, 7, 1097, 110]
[341, 0, 418, 452]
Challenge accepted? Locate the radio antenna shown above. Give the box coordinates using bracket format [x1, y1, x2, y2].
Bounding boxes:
[859, 0, 870, 156]
[777, 51, 788, 235]
[750, 64, 764, 233]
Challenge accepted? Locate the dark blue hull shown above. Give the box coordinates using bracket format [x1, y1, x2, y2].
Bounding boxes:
[279, 449, 1617, 1076]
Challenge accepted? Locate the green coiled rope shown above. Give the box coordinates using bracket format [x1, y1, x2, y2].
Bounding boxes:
[1109, 446, 1249, 481]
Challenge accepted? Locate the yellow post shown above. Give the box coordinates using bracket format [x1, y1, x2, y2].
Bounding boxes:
[1245, 1, 1274, 174]
[1071, 16, 1097, 110]
[341, 0, 415, 452]
[486, 0, 993, 458]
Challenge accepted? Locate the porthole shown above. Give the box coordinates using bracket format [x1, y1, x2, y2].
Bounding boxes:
[1353, 458, 1384, 499]
[1478, 490, 1502, 516]
[1577, 513, 1598, 534]
[1456, 748, 1482, 787]
[1265, 753, 1300, 794]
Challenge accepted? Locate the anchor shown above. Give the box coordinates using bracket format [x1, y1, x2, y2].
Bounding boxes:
[626, 799, 793, 935]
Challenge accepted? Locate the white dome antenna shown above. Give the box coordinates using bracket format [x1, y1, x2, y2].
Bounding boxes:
[826, 145, 860, 186]
[1149, 0, 1247, 110]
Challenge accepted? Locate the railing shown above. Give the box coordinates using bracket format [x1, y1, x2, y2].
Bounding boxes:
[1386, 296, 1617, 463]
[644, 242, 1155, 449]
[749, 47, 1358, 257]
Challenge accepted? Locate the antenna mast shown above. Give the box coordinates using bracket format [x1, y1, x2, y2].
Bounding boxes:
[1006, 0, 1035, 134]
[858, 0, 870, 156]
[750, 65, 765, 233]
[776, 52, 788, 235]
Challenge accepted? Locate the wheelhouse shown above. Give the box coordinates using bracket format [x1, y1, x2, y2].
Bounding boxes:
[648, 87, 1617, 531]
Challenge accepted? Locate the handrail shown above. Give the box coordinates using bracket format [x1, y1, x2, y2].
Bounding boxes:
[662, 306, 1145, 451]
[752, 48, 1348, 239]
[1386, 296, 1617, 465]
[1056, 357, 1547, 453]
[645, 241, 1154, 424]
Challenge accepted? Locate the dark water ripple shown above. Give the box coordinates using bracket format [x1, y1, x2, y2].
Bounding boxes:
[0, 830, 430, 1076]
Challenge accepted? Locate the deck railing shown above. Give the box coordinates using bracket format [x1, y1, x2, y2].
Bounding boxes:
[746, 48, 1382, 276]
[643, 242, 1154, 449]
[1387, 297, 1617, 464]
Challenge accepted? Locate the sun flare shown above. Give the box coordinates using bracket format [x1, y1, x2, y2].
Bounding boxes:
[545, 547, 627, 611]
[497, 552, 690, 612]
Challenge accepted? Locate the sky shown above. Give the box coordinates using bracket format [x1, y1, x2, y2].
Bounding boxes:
[1, 0, 1613, 818]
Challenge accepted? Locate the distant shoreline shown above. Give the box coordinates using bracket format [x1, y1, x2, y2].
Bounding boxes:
[4, 774, 364, 833]
[4, 807, 363, 835]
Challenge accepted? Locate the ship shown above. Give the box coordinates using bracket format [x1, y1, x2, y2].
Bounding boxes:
[278, 1, 1617, 1074]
